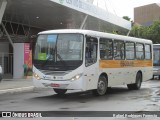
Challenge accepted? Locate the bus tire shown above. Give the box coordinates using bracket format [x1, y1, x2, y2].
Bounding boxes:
[53, 89, 67, 95]
[127, 72, 142, 90]
[92, 75, 108, 96]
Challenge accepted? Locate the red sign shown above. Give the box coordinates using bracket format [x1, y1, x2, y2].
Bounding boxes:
[24, 43, 32, 69]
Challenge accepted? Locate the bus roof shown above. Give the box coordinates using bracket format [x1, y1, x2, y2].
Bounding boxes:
[153, 44, 160, 49]
[38, 29, 152, 44]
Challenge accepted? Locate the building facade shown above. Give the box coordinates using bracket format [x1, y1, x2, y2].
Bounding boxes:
[134, 3, 160, 26]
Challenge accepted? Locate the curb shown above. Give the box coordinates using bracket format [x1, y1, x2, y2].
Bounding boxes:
[0, 86, 35, 95]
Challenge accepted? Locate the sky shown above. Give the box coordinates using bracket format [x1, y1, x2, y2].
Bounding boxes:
[93, 0, 160, 20]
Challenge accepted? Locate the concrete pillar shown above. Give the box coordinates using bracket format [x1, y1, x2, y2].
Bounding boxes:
[0, 0, 7, 24]
[13, 43, 24, 79]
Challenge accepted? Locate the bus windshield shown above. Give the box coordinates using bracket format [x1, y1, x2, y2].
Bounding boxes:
[33, 33, 84, 71]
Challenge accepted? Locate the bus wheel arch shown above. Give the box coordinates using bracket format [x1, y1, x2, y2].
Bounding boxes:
[99, 73, 108, 86]
[92, 73, 108, 96]
[127, 71, 142, 90]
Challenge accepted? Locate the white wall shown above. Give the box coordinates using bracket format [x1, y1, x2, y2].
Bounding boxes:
[13, 43, 24, 79]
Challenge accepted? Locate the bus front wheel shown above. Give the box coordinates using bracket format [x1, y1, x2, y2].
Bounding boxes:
[53, 89, 67, 95]
[127, 72, 142, 90]
[92, 75, 108, 96]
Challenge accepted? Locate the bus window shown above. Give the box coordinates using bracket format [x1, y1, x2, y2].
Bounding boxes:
[85, 37, 98, 66]
[114, 40, 125, 60]
[125, 42, 135, 60]
[136, 43, 144, 60]
[153, 48, 160, 66]
[145, 44, 152, 60]
[100, 38, 113, 59]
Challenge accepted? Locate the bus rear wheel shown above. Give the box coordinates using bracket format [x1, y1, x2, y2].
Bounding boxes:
[127, 72, 142, 90]
[92, 75, 107, 96]
[53, 89, 67, 95]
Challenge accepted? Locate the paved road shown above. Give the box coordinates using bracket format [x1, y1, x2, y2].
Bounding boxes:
[0, 79, 34, 94]
[0, 80, 160, 120]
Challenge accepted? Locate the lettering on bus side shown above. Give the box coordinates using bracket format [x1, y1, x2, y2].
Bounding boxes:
[120, 61, 134, 67]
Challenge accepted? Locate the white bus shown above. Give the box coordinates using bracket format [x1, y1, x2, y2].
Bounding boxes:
[153, 44, 160, 79]
[33, 29, 153, 96]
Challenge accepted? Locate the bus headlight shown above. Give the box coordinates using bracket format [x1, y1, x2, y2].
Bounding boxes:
[70, 73, 83, 81]
[33, 72, 41, 80]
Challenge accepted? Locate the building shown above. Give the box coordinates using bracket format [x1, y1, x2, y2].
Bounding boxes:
[0, 0, 131, 79]
[134, 3, 160, 26]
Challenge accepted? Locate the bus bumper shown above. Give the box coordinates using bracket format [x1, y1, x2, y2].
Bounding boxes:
[33, 78, 86, 91]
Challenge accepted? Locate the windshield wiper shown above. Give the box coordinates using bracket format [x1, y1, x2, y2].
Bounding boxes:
[56, 52, 68, 70]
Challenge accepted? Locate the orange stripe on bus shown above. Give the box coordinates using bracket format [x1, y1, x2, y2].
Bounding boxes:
[99, 60, 152, 68]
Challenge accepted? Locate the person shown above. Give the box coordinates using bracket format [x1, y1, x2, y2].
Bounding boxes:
[23, 64, 28, 76]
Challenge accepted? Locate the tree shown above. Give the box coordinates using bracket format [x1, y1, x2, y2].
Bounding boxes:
[148, 20, 160, 43]
[129, 20, 160, 44]
[123, 16, 131, 21]
[129, 23, 140, 37]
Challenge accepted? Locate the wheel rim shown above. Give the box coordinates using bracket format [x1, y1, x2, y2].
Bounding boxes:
[97, 79, 106, 95]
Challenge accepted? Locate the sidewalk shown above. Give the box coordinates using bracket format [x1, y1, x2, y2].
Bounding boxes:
[0, 78, 35, 94]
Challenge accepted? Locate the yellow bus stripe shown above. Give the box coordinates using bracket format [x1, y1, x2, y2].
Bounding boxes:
[99, 60, 152, 68]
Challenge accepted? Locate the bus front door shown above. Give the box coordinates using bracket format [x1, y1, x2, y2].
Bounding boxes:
[84, 37, 98, 90]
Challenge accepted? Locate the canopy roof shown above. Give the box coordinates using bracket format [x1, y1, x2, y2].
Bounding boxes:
[3, 0, 131, 33]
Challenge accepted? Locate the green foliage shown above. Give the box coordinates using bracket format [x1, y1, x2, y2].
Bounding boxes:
[130, 20, 160, 43]
[123, 16, 131, 21]
[148, 20, 160, 43]
[112, 31, 118, 34]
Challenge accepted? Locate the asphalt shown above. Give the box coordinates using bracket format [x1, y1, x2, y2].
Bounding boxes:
[0, 77, 159, 95]
[0, 78, 35, 95]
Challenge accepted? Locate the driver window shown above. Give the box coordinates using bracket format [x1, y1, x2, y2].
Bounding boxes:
[85, 37, 98, 67]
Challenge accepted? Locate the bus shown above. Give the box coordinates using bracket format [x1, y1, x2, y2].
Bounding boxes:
[33, 29, 153, 96]
[153, 44, 160, 79]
